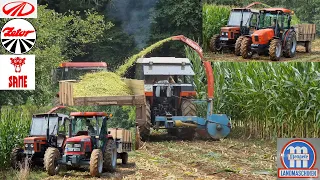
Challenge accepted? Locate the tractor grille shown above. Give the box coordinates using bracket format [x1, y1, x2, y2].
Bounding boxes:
[254, 36, 259, 42]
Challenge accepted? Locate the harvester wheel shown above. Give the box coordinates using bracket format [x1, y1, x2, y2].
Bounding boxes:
[90, 149, 104, 177]
[283, 31, 297, 58]
[10, 147, 24, 169]
[44, 147, 60, 176]
[269, 39, 282, 61]
[178, 99, 196, 140]
[306, 41, 312, 53]
[241, 37, 253, 59]
[210, 34, 222, 52]
[235, 36, 244, 56]
[103, 139, 117, 172]
[121, 152, 128, 164]
[139, 101, 151, 141]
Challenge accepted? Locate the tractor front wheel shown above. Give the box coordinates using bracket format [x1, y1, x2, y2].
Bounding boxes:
[103, 139, 117, 172]
[283, 31, 297, 58]
[235, 36, 244, 56]
[210, 34, 222, 52]
[90, 149, 104, 177]
[10, 147, 24, 169]
[241, 37, 253, 59]
[269, 39, 282, 61]
[121, 152, 128, 164]
[44, 147, 60, 176]
[178, 99, 196, 140]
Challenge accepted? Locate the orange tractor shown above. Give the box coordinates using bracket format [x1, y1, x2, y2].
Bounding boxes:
[241, 8, 316, 61]
[210, 2, 261, 55]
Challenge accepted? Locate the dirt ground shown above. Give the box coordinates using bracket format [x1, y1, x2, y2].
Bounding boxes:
[2, 134, 277, 180]
[205, 39, 320, 62]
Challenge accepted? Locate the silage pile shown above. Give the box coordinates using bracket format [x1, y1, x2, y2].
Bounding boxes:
[73, 71, 133, 97]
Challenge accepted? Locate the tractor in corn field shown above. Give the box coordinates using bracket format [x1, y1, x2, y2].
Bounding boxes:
[44, 112, 131, 177]
[210, 2, 264, 55]
[241, 8, 316, 61]
[131, 36, 232, 141]
[10, 106, 70, 169]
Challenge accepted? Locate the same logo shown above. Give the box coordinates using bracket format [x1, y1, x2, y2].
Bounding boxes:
[278, 139, 319, 178]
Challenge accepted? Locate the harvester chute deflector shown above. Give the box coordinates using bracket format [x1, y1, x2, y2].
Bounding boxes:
[153, 35, 231, 139]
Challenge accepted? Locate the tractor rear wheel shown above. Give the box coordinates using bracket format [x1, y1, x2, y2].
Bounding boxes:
[90, 149, 104, 177]
[10, 147, 24, 169]
[283, 31, 297, 58]
[121, 152, 128, 164]
[241, 37, 253, 59]
[178, 99, 196, 140]
[235, 36, 244, 56]
[44, 147, 60, 176]
[269, 39, 282, 61]
[139, 101, 151, 141]
[103, 139, 117, 172]
[210, 34, 222, 52]
[306, 41, 312, 53]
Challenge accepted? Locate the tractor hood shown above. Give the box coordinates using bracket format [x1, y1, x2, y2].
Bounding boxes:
[24, 136, 46, 143]
[66, 135, 91, 143]
[221, 27, 240, 32]
[252, 29, 275, 45]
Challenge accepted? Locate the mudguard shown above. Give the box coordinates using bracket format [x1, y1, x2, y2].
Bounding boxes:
[206, 114, 231, 139]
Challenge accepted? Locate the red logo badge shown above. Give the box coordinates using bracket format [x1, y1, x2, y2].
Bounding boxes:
[3, 1, 35, 17]
[10, 57, 26, 73]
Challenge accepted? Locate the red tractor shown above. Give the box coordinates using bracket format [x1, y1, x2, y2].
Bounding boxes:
[44, 112, 128, 177]
[10, 107, 70, 169]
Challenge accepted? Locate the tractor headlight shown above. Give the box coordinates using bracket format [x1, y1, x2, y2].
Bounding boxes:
[144, 85, 153, 92]
[25, 144, 28, 148]
[30, 144, 34, 148]
[225, 32, 228, 36]
[74, 144, 81, 148]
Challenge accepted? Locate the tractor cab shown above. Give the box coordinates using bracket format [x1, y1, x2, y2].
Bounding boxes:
[62, 112, 113, 165]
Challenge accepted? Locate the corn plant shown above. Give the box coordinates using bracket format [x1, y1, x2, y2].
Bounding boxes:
[213, 62, 320, 139]
[202, 4, 231, 51]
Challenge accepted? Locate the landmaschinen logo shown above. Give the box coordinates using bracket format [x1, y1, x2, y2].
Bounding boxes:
[278, 139, 319, 179]
[0, 55, 35, 90]
[0, 0, 37, 18]
[1, 18, 36, 54]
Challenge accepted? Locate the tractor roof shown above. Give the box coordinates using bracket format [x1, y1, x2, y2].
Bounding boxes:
[70, 112, 108, 117]
[261, 8, 292, 14]
[231, 8, 259, 13]
[32, 113, 69, 118]
[59, 62, 107, 68]
[136, 57, 191, 65]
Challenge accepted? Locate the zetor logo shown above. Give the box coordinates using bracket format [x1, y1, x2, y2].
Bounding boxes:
[0, 0, 37, 18]
[11, 57, 25, 73]
[1, 19, 36, 54]
[3, 1, 35, 17]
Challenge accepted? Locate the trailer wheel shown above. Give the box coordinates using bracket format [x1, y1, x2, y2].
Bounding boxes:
[121, 152, 128, 164]
[178, 99, 196, 140]
[305, 41, 312, 53]
[139, 101, 151, 141]
[235, 36, 244, 56]
[241, 37, 253, 59]
[44, 147, 60, 176]
[283, 31, 297, 58]
[103, 139, 117, 172]
[210, 34, 222, 52]
[90, 149, 104, 177]
[10, 147, 24, 169]
[269, 39, 282, 61]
